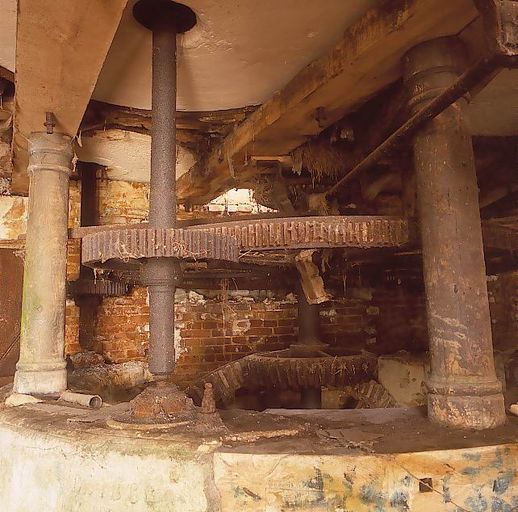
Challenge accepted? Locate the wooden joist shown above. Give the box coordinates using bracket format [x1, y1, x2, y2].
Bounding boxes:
[176, 0, 480, 205]
[11, 0, 129, 194]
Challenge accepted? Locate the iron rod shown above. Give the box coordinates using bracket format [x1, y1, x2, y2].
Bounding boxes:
[326, 54, 500, 199]
[297, 282, 322, 346]
[149, 22, 177, 228]
[146, 20, 178, 379]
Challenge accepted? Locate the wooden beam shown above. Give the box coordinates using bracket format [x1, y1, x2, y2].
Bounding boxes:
[81, 101, 257, 137]
[177, 0, 480, 205]
[0, 66, 14, 83]
[11, 0, 128, 194]
[79, 101, 257, 153]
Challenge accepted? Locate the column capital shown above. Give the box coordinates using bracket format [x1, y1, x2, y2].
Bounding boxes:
[27, 132, 74, 177]
[403, 36, 468, 112]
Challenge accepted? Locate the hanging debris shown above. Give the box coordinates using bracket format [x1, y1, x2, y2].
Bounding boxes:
[291, 140, 356, 182]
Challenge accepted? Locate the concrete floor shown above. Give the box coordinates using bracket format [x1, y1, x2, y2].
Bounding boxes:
[1, 384, 518, 511]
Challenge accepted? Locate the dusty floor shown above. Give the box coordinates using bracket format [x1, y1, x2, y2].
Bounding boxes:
[1, 383, 518, 456]
[2, 384, 518, 511]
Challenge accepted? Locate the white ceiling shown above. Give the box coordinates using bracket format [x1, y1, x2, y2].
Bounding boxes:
[93, 0, 378, 111]
[76, 129, 195, 182]
[1, 0, 379, 112]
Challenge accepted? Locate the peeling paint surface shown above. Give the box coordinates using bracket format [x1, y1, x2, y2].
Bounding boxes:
[77, 129, 195, 183]
[0, 196, 27, 241]
[214, 446, 518, 511]
[2, 403, 518, 511]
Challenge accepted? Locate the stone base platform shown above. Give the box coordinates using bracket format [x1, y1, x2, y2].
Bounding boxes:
[1, 390, 518, 511]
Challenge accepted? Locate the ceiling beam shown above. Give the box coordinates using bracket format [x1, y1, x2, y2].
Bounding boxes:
[177, 0, 480, 205]
[11, 0, 129, 194]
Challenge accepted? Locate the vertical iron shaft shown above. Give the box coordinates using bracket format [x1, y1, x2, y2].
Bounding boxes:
[296, 281, 323, 408]
[150, 22, 177, 228]
[78, 164, 101, 352]
[145, 21, 179, 380]
[297, 283, 321, 347]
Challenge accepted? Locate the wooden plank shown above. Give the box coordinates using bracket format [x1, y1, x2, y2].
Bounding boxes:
[0, 66, 13, 83]
[11, 0, 129, 194]
[177, 0, 480, 205]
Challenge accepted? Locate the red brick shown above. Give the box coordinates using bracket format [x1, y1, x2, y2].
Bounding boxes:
[181, 328, 213, 338]
[246, 327, 273, 336]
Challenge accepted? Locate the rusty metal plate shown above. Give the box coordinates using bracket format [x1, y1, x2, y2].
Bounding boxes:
[82, 227, 240, 269]
[189, 216, 410, 251]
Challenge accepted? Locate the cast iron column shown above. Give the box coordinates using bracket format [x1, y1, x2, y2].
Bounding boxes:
[134, 0, 196, 384]
[14, 132, 73, 395]
[77, 163, 101, 352]
[404, 37, 505, 429]
[295, 281, 323, 408]
[141, 17, 179, 382]
[297, 285, 322, 348]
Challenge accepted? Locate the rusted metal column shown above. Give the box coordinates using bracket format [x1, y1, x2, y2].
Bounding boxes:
[142, 18, 178, 381]
[134, 0, 196, 382]
[14, 132, 73, 395]
[297, 283, 322, 348]
[295, 281, 323, 408]
[404, 37, 505, 429]
[77, 164, 101, 352]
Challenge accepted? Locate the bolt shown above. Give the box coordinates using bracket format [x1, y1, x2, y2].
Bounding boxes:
[44, 112, 55, 134]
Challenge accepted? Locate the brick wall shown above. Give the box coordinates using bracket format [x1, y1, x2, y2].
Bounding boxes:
[55, 178, 518, 386]
[95, 287, 150, 362]
[320, 287, 428, 355]
[65, 281, 431, 386]
[173, 290, 298, 385]
[63, 268, 517, 388]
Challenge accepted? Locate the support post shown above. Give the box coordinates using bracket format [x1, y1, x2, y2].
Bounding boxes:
[77, 163, 101, 352]
[14, 132, 73, 395]
[404, 37, 505, 429]
[295, 281, 324, 408]
[141, 18, 179, 382]
[133, 0, 196, 385]
[296, 282, 323, 349]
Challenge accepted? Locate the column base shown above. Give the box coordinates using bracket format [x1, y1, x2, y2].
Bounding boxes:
[428, 393, 506, 430]
[13, 365, 67, 396]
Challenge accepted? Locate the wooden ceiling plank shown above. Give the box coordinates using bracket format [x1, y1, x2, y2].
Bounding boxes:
[177, 0, 480, 205]
[11, 0, 129, 194]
